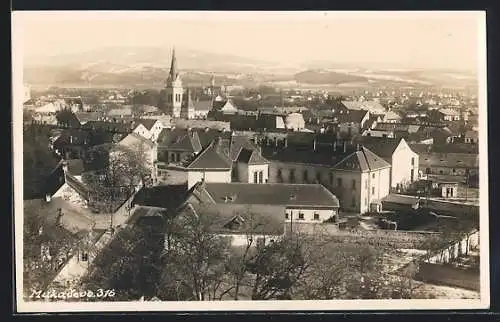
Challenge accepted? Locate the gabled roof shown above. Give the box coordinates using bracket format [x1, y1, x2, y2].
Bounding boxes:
[186, 203, 286, 235]
[465, 130, 479, 139]
[74, 112, 104, 124]
[353, 136, 404, 161]
[381, 194, 420, 206]
[53, 129, 92, 146]
[81, 121, 132, 133]
[107, 107, 133, 117]
[168, 132, 203, 153]
[186, 140, 233, 170]
[133, 118, 158, 131]
[236, 148, 269, 165]
[118, 132, 155, 150]
[193, 100, 213, 111]
[439, 108, 460, 116]
[419, 152, 479, 169]
[200, 182, 340, 208]
[327, 109, 369, 124]
[332, 147, 391, 172]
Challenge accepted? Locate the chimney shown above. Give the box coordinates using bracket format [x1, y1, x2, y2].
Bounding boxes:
[45, 194, 52, 202]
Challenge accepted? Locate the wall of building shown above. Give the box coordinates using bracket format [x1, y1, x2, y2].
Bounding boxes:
[331, 170, 364, 213]
[285, 208, 337, 223]
[218, 233, 282, 247]
[247, 163, 269, 184]
[187, 169, 232, 189]
[392, 140, 419, 188]
[268, 161, 332, 186]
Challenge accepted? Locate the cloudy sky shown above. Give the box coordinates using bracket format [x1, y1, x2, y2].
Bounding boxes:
[14, 11, 485, 70]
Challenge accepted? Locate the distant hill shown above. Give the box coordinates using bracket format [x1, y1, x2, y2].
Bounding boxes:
[23, 45, 478, 89]
[294, 70, 367, 85]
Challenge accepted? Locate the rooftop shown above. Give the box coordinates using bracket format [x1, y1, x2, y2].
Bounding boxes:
[332, 146, 391, 172]
[200, 182, 340, 208]
[186, 140, 233, 170]
[117, 132, 155, 150]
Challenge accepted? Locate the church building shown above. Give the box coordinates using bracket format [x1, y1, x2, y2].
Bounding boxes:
[164, 48, 218, 120]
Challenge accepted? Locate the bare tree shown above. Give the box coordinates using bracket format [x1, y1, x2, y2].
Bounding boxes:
[157, 211, 231, 301]
[246, 232, 311, 300]
[82, 143, 151, 213]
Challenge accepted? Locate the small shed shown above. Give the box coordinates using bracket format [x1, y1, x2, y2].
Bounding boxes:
[438, 182, 459, 198]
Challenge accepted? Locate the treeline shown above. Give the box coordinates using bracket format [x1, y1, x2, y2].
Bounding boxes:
[80, 211, 429, 301]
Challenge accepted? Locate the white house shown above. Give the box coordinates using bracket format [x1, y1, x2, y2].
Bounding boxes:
[356, 137, 419, 190]
[285, 112, 306, 131]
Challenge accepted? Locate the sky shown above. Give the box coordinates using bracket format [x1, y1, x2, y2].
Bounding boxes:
[14, 11, 485, 71]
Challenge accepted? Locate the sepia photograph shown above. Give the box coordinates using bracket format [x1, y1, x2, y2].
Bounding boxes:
[12, 11, 489, 312]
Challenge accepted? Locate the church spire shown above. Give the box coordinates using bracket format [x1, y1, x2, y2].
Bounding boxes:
[169, 47, 179, 82]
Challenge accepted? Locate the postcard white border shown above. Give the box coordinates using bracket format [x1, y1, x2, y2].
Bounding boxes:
[12, 10, 490, 312]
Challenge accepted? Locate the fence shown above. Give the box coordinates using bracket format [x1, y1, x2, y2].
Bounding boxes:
[286, 223, 440, 249]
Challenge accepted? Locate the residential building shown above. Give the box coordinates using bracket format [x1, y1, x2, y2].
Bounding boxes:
[117, 132, 158, 179]
[327, 109, 370, 137]
[464, 130, 479, 144]
[419, 152, 479, 184]
[185, 138, 233, 189]
[184, 134, 270, 189]
[187, 181, 341, 228]
[285, 112, 306, 131]
[353, 136, 419, 190]
[330, 147, 391, 213]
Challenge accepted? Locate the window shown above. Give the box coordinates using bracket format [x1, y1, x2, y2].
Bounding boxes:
[372, 187, 375, 195]
[277, 169, 283, 182]
[303, 170, 308, 182]
[316, 172, 321, 182]
[365, 179, 369, 189]
[439, 170, 444, 174]
[313, 213, 320, 220]
[337, 178, 342, 187]
[285, 213, 289, 219]
[411, 157, 415, 166]
[329, 173, 334, 185]
[352, 179, 356, 190]
[351, 197, 356, 207]
[253, 172, 258, 183]
[298, 213, 304, 220]
[258, 171, 263, 184]
[290, 169, 296, 183]
[372, 173, 376, 179]
[410, 169, 414, 182]
[452, 168, 456, 173]
[426, 167, 431, 174]
[81, 252, 88, 262]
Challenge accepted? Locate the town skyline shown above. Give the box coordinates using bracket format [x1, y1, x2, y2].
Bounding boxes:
[16, 11, 483, 72]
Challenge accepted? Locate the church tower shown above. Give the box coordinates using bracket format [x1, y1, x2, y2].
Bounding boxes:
[181, 88, 196, 119]
[165, 48, 183, 118]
